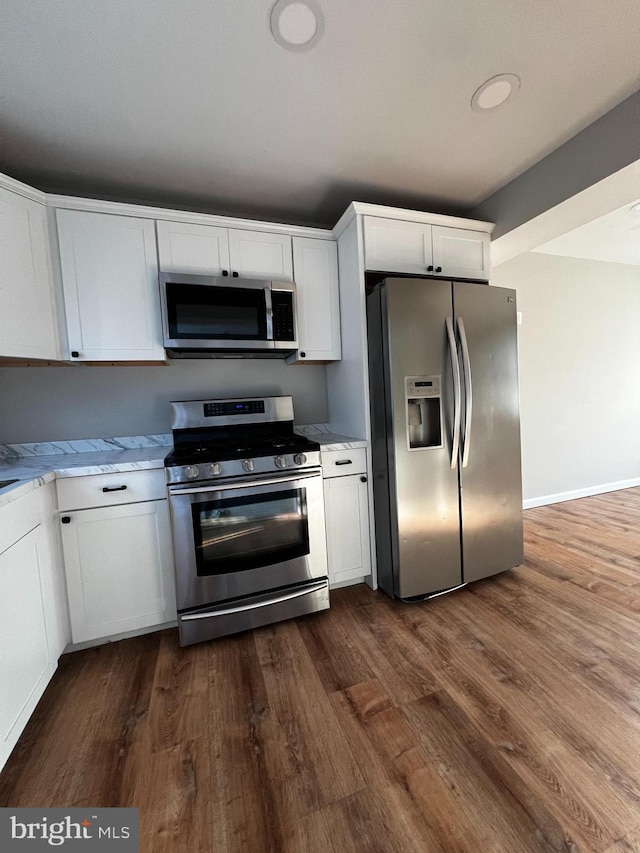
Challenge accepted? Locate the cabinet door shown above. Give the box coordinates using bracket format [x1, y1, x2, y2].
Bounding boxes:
[323, 474, 371, 587]
[432, 226, 490, 281]
[61, 499, 177, 643]
[228, 229, 293, 280]
[38, 482, 70, 662]
[0, 188, 60, 360]
[56, 209, 164, 361]
[290, 237, 341, 362]
[156, 220, 231, 276]
[0, 525, 53, 764]
[363, 216, 433, 274]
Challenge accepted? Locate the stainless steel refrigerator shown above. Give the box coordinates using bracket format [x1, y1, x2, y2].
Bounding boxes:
[367, 277, 523, 600]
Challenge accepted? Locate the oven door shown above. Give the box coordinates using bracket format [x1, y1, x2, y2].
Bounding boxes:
[168, 469, 327, 611]
[160, 272, 275, 350]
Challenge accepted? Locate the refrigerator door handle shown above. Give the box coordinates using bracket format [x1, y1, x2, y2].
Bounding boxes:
[445, 316, 461, 469]
[457, 317, 473, 468]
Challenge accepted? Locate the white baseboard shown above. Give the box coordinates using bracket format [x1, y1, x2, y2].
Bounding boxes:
[523, 477, 640, 509]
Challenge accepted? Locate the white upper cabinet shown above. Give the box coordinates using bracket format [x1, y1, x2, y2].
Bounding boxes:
[0, 186, 60, 360]
[289, 237, 341, 362]
[363, 215, 490, 281]
[156, 221, 230, 275]
[228, 229, 293, 280]
[364, 216, 433, 275]
[56, 209, 164, 362]
[156, 219, 293, 281]
[431, 225, 490, 281]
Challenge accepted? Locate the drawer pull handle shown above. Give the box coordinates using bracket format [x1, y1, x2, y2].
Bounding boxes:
[335, 459, 353, 466]
[102, 485, 127, 492]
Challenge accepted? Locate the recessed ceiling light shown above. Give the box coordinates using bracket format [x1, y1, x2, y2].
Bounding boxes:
[270, 0, 324, 52]
[471, 74, 521, 112]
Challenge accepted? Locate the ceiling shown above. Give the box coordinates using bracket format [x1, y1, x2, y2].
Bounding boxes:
[532, 199, 640, 266]
[1, 0, 639, 227]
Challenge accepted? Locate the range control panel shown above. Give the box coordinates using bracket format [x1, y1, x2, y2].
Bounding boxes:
[203, 400, 266, 417]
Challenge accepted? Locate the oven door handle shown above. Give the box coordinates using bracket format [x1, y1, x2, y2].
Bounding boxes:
[181, 580, 327, 620]
[169, 469, 321, 496]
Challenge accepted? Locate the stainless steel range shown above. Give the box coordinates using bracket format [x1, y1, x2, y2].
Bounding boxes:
[165, 396, 329, 645]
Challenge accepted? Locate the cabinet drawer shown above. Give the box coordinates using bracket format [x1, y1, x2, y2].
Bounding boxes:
[57, 469, 166, 511]
[321, 448, 367, 478]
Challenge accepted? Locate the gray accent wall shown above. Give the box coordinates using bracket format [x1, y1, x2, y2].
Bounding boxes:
[491, 251, 640, 505]
[0, 360, 328, 444]
[473, 90, 640, 239]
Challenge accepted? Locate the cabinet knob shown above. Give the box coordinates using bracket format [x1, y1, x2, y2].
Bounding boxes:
[300, 351, 306, 358]
[232, 271, 239, 278]
[222, 270, 229, 276]
[61, 516, 71, 524]
[427, 265, 434, 272]
[360, 476, 367, 483]
[71, 351, 79, 358]
[435, 266, 442, 273]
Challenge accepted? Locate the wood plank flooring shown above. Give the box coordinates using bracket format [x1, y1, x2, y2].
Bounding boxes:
[4, 488, 640, 851]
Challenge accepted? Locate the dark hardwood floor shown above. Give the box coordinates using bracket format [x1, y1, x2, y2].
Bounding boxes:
[3, 488, 640, 851]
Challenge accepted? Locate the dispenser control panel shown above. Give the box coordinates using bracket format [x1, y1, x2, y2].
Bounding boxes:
[406, 376, 441, 398]
[405, 375, 443, 450]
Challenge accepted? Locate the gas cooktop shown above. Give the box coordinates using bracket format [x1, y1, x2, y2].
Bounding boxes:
[164, 396, 321, 485]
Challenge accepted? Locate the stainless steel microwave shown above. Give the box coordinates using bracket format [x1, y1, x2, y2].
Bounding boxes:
[159, 272, 297, 358]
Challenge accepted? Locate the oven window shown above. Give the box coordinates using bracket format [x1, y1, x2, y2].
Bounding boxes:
[192, 488, 309, 576]
[167, 283, 267, 340]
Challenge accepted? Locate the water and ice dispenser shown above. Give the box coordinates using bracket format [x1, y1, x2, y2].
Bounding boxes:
[405, 376, 442, 449]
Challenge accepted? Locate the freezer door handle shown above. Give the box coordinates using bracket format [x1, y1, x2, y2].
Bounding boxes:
[457, 316, 473, 468]
[445, 316, 461, 469]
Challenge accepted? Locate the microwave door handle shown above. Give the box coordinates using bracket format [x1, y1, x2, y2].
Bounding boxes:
[264, 287, 274, 341]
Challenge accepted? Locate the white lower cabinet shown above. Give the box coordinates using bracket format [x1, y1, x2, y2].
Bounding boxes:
[0, 525, 53, 763]
[60, 497, 176, 644]
[322, 450, 371, 588]
[0, 484, 68, 773]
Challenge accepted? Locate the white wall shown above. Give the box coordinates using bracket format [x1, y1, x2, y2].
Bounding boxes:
[491, 251, 640, 506]
[0, 360, 328, 443]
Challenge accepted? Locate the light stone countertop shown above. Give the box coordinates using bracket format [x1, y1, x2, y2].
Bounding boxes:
[0, 425, 369, 510]
[294, 424, 368, 451]
[0, 446, 171, 509]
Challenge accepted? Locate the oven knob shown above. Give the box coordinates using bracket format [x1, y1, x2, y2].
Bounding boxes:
[184, 465, 200, 480]
[293, 453, 307, 465]
[206, 462, 221, 477]
[242, 459, 255, 473]
[274, 455, 287, 468]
